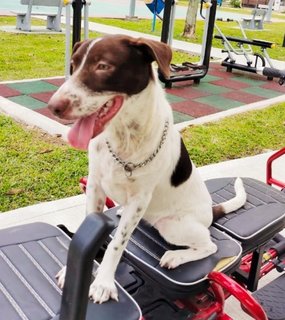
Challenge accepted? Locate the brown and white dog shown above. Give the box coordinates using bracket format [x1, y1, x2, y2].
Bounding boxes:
[48, 35, 246, 304]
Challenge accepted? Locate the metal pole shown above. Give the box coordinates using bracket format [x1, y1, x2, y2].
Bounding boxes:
[65, 3, 71, 79]
[128, 0, 136, 18]
[72, 0, 82, 47]
[265, 0, 274, 22]
[83, 1, 90, 40]
[161, 0, 173, 44]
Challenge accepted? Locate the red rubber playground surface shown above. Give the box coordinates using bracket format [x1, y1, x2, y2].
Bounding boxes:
[1, 63, 285, 125]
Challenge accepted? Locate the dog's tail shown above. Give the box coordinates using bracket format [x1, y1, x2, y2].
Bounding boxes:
[212, 178, 247, 222]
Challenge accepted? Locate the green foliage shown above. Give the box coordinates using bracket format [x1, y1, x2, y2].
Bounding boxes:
[0, 115, 88, 212]
[229, 0, 241, 8]
[182, 103, 285, 166]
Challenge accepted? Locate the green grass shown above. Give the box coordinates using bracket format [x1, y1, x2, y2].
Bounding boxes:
[90, 17, 285, 61]
[1, 102, 285, 212]
[182, 103, 285, 166]
[0, 115, 88, 212]
[0, 12, 284, 81]
[0, 17, 100, 81]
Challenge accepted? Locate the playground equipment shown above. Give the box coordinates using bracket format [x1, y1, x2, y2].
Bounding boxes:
[144, 0, 165, 31]
[214, 20, 280, 79]
[1, 69, 285, 319]
[64, 0, 90, 79]
[159, 0, 218, 88]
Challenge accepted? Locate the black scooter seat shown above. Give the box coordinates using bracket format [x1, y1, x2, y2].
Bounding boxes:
[206, 177, 285, 253]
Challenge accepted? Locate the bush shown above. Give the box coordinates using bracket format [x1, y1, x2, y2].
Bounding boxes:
[230, 0, 241, 8]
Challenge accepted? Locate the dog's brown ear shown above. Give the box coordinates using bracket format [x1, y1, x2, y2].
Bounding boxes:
[132, 38, 172, 78]
[72, 40, 84, 54]
[70, 40, 92, 74]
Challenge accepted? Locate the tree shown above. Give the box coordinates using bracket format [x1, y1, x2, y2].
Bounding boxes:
[182, 0, 200, 38]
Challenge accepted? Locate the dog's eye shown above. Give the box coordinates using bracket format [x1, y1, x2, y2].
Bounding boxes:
[97, 63, 110, 71]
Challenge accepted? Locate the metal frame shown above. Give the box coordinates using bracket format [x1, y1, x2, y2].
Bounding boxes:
[214, 20, 275, 76]
[159, 0, 218, 88]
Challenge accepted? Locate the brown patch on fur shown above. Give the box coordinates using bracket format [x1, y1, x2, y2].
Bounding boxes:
[96, 144, 102, 152]
[128, 121, 140, 131]
[212, 204, 225, 222]
[72, 35, 172, 96]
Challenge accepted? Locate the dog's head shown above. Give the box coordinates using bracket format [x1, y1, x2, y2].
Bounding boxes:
[48, 35, 172, 150]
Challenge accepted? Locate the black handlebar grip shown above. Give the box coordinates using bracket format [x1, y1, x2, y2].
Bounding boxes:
[271, 240, 285, 256]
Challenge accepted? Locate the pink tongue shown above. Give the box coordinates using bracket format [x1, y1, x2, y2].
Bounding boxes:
[68, 96, 124, 150]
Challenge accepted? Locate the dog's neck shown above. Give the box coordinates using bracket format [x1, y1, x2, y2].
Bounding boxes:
[104, 79, 172, 163]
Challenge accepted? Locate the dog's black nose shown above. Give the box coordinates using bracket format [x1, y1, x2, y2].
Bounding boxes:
[48, 97, 70, 118]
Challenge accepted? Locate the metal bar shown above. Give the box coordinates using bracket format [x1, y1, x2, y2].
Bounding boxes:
[247, 245, 265, 292]
[201, 0, 217, 68]
[160, 0, 173, 44]
[128, 0, 136, 18]
[65, 3, 71, 79]
[72, 0, 82, 47]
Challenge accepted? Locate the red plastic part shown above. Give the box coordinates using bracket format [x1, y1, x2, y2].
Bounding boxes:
[79, 177, 116, 209]
[266, 147, 285, 188]
[208, 271, 268, 320]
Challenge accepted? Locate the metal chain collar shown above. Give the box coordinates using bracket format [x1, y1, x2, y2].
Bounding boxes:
[106, 119, 169, 177]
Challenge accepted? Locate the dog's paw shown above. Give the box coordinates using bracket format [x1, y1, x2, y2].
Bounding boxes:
[160, 251, 185, 269]
[89, 278, 119, 304]
[56, 266, 67, 289]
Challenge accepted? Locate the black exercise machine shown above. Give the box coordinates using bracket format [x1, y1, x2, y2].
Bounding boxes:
[159, 0, 218, 88]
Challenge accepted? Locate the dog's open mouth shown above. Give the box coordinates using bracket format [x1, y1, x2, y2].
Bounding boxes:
[68, 95, 124, 150]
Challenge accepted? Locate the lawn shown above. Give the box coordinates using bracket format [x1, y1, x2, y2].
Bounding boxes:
[1, 102, 285, 212]
[0, 13, 284, 81]
[90, 17, 285, 61]
[0, 17, 100, 81]
[0, 115, 88, 212]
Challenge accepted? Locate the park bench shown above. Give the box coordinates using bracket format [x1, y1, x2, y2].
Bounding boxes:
[241, 8, 267, 30]
[16, 0, 63, 32]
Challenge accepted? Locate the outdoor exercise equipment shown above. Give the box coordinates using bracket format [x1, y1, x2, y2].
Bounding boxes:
[144, 0, 165, 31]
[214, 20, 280, 79]
[64, 0, 90, 79]
[159, 0, 218, 88]
[1, 71, 285, 318]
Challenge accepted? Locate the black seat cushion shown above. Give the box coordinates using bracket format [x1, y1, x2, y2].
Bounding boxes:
[253, 273, 285, 320]
[206, 177, 285, 252]
[105, 208, 242, 298]
[0, 222, 141, 320]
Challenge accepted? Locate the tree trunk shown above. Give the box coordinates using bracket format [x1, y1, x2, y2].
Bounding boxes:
[182, 0, 200, 38]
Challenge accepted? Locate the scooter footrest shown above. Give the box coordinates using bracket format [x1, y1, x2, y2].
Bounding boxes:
[105, 207, 242, 298]
[206, 177, 285, 253]
[253, 273, 285, 320]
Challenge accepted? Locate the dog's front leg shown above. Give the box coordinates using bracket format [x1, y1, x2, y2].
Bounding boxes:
[86, 178, 106, 215]
[86, 147, 106, 215]
[57, 179, 105, 289]
[89, 193, 152, 304]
